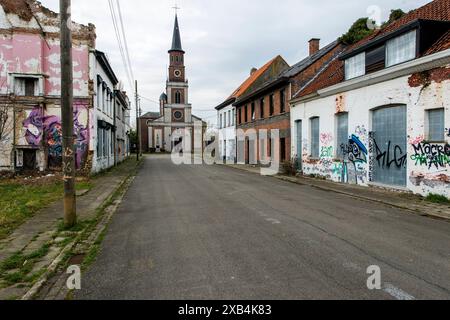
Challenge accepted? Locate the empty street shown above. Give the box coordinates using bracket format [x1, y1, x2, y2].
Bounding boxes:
[77, 156, 450, 300]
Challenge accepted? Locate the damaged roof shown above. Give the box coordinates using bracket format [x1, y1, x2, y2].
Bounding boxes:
[0, 0, 95, 39]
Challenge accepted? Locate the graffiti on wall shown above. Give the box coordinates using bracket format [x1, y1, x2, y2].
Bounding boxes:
[340, 134, 368, 185]
[373, 139, 407, 169]
[411, 143, 450, 169]
[23, 107, 44, 146]
[21, 104, 89, 170]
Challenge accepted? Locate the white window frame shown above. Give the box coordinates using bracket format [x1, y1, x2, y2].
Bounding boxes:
[345, 52, 365, 80]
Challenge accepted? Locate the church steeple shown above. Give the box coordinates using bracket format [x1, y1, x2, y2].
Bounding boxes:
[168, 13, 186, 84]
[169, 14, 184, 53]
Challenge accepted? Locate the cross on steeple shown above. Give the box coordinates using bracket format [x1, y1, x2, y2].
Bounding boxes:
[172, 3, 180, 15]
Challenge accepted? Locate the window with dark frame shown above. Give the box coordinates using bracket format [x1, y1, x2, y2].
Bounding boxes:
[280, 89, 286, 114]
[244, 105, 248, 123]
[251, 103, 255, 121]
[260, 98, 265, 119]
[269, 94, 274, 116]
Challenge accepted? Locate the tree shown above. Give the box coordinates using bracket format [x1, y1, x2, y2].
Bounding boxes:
[129, 129, 138, 152]
[383, 9, 406, 27]
[339, 18, 375, 45]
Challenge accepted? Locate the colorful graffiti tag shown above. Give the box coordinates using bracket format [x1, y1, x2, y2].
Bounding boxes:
[22, 105, 89, 170]
[340, 134, 368, 185]
[23, 107, 44, 146]
[411, 143, 450, 169]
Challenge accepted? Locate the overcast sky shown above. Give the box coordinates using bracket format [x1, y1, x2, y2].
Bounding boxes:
[40, 0, 429, 124]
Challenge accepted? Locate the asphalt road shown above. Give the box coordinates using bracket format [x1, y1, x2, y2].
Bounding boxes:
[77, 155, 450, 300]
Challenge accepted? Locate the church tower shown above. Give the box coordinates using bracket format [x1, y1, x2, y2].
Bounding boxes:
[164, 13, 191, 127]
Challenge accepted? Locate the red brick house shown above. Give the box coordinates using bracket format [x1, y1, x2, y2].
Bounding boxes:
[235, 40, 343, 165]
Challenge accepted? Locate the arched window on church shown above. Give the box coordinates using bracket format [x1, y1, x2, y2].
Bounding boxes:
[175, 91, 181, 104]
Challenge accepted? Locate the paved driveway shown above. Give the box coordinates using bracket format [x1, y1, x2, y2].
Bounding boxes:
[77, 155, 450, 300]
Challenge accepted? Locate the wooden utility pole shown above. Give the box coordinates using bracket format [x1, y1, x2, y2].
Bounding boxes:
[135, 80, 140, 161]
[60, 0, 77, 227]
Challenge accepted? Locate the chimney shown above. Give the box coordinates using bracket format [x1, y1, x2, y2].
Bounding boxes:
[250, 67, 257, 76]
[309, 38, 320, 56]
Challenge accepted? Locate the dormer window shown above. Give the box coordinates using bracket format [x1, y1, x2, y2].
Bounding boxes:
[345, 52, 365, 80]
[386, 30, 416, 67]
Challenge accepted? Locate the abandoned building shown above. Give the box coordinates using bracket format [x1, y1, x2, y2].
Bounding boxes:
[0, 0, 131, 174]
[290, 0, 450, 198]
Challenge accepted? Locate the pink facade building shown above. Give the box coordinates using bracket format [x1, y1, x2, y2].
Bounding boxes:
[0, 0, 130, 174]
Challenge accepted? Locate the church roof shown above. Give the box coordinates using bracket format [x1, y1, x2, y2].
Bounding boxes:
[169, 14, 184, 53]
[141, 112, 161, 119]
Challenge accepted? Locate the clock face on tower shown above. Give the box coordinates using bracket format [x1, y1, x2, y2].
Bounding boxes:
[173, 110, 184, 122]
[174, 69, 182, 78]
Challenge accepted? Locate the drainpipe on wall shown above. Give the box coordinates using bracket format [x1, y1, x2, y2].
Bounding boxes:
[113, 92, 117, 167]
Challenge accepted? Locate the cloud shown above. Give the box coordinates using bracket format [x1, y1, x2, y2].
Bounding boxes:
[39, 0, 430, 124]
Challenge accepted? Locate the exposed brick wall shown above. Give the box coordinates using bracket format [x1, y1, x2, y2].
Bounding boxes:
[290, 44, 344, 98]
[236, 84, 291, 162]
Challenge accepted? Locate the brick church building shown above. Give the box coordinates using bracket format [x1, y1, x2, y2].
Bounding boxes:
[140, 14, 205, 153]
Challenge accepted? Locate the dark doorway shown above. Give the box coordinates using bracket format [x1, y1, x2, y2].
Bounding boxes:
[22, 149, 37, 171]
[280, 138, 286, 162]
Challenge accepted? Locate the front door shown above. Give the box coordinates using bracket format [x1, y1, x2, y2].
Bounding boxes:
[155, 129, 162, 152]
[371, 105, 407, 187]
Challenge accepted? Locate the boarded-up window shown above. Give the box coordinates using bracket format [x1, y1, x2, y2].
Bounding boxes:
[427, 108, 444, 142]
[310, 117, 320, 158]
[336, 113, 349, 159]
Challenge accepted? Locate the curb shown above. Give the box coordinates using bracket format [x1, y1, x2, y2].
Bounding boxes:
[20, 161, 141, 300]
[223, 164, 450, 222]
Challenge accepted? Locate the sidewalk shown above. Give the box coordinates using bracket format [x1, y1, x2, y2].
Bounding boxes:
[0, 157, 141, 300]
[224, 164, 450, 221]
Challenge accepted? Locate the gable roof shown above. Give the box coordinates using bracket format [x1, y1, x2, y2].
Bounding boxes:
[235, 41, 342, 105]
[283, 40, 340, 78]
[294, 0, 450, 100]
[215, 56, 283, 110]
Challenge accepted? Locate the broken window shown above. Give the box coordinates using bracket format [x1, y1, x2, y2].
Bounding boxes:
[280, 89, 286, 113]
[269, 94, 274, 116]
[14, 77, 38, 96]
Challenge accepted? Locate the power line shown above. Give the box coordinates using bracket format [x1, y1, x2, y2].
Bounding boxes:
[108, 0, 133, 91]
[115, 0, 135, 82]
